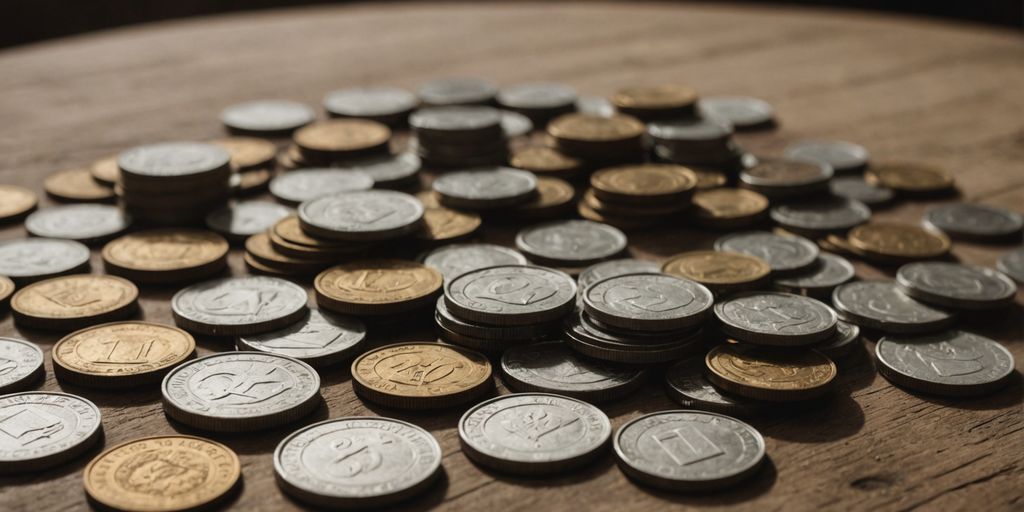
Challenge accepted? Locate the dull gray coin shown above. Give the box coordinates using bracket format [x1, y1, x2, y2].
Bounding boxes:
[236, 309, 367, 368]
[923, 203, 1023, 242]
[269, 169, 374, 205]
[336, 153, 421, 187]
[409, 106, 502, 137]
[497, 83, 578, 111]
[0, 338, 45, 394]
[770, 197, 871, 234]
[698, 96, 775, 129]
[205, 201, 293, 241]
[421, 243, 527, 281]
[774, 252, 856, 296]
[298, 190, 424, 241]
[432, 167, 537, 210]
[0, 392, 103, 474]
[814, 320, 862, 360]
[445, 265, 576, 326]
[784, 140, 869, 173]
[516, 219, 627, 267]
[575, 96, 615, 117]
[584, 273, 713, 332]
[829, 176, 894, 207]
[664, 358, 768, 416]
[876, 330, 1014, 396]
[895, 262, 1017, 310]
[220, 99, 316, 133]
[714, 231, 818, 274]
[323, 86, 418, 120]
[25, 204, 131, 244]
[171, 276, 309, 336]
[118, 142, 231, 180]
[501, 341, 647, 402]
[501, 110, 534, 138]
[417, 77, 497, 106]
[435, 296, 557, 342]
[0, 238, 91, 283]
[578, 259, 661, 297]
[831, 281, 955, 334]
[997, 248, 1024, 284]
[714, 291, 837, 345]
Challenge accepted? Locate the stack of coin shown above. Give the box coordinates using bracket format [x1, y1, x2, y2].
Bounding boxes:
[316, 260, 443, 317]
[739, 159, 833, 200]
[118, 142, 233, 226]
[611, 84, 698, 120]
[547, 112, 646, 164]
[292, 119, 392, 166]
[579, 164, 697, 229]
[261, 216, 370, 269]
[244, 232, 335, 276]
[497, 82, 578, 126]
[410, 106, 509, 168]
[649, 116, 748, 171]
[431, 167, 538, 210]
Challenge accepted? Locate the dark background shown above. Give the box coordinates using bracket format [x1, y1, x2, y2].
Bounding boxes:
[3, 0, 1023, 49]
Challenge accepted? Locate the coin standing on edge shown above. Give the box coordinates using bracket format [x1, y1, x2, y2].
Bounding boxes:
[501, 341, 647, 402]
[172, 276, 309, 336]
[52, 321, 195, 388]
[706, 344, 837, 401]
[237, 309, 367, 368]
[0, 392, 103, 474]
[352, 342, 493, 410]
[876, 330, 1014, 396]
[11, 274, 139, 331]
[0, 338, 45, 394]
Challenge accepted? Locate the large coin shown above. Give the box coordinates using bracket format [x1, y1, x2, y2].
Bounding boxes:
[460, 393, 611, 474]
[118, 142, 231, 181]
[0, 238, 91, 284]
[298, 190, 424, 241]
[0, 185, 38, 221]
[784, 139, 869, 173]
[269, 169, 374, 204]
[205, 200, 293, 241]
[0, 338, 44, 394]
[831, 281, 955, 333]
[445, 265, 576, 325]
[102, 229, 229, 284]
[662, 250, 770, 295]
[25, 204, 130, 244]
[421, 243, 527, 281]
[698, 96, 775, 130]
[997, 247, 1024, 283]
[53, 321, 195, 388]
[11, 275, 138, 331]
[714, 291, 837, 345]
[584, 273, 713, 332]
[774, 252, 856, 297]
[875, 330, 1014, 396]
[432, 167, 537, 210]
[315, 260, 442, 315]
[769, 197, 871, 235]
[847, 222, 951, 262]
[664, 358, 768, 416]
[516, 219, 627, 266]
[323, 86, 419, 122]
[237, 310, 366, 368]
[590, 164, 697, 203]
[501, 341, 647, 402]
[714, 231, 818, 274]
[418, 77, 498, 106]
[923, 203, 1023, 242]
[895, 262, 1017, 310]
[172, 276, 308, 336]
[0, 392, 102, 474]
[221, 99, 316, 133]
[706, 344, 837, 401]
[351, 342, 492, 409]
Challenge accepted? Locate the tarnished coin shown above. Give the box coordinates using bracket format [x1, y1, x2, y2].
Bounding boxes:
[997, 248, 1024, 284]
[11, 275, 138, 331]
[612, 84, 698, 115]
[578, 259, 661, 296]
[769, 197, 871, 235]
[269, 168, 374, 204]
[0, 185, 38, 221]
[221, 99, 316, 134]
[0, 238, 91, 283]
[706, 344, 836, 401]
[25, 204, 130, 244]
[784, 140, 869, 173]
[237, 309, 366, 368]
[298, 190, 424, 241]
[315, 260, 442, 315]
[847, 222, 950, 262]
[118, 142, 231, 181]
[866, 162, 954, 194]
[501, 341, 647, 402]
[774, 252, 856, 297]
[831, 281, 955, 333]
[211, 136, 278, 170]
[43, 168, 116, 202]
[829, 175, 894, 207]
[516, 219, 627, 266]
[0, 392, 102, 474]
[614, 410, 765, 492]
[275, 417, 442, 508]
[0, 338, 44, 394]
[714, 291, 837, 345]
[205, 200, 293, 242]
[692, 188, 769, 228]
[739, 159, 833, 198]
[84, 435, 241, 512]
[418, 77, 498, 106]
[501, 110, 534, 137]
[102, 229, 229, 283]
[89, 156, 120, 185]
[416, 205, 481, 242]
[664, 358, 768, 416]
[459, 393, 611, 474]
[510, 146, 584, 178]
[662, 251, 771, 295]
[432, 167, 538, 210]
[172, 276, 308, 336]
[814, 320, 862, 360]
[591, 164, 697, 203]
[875, 330, 1014, 396]
[293, 119, 391, 160]
[584, 273, 713, 332]
[896, 262, 1017, 310]
[53, 321, 195, 388]
[923, 203, 1023, 242]
[162, 351, 321, 431]
[421, 243, 527, 281]
[714, 231, 819, 274]
[352, 342, 493, 409]
[698, 96, 775, 130]
[323, 86, 419, 123]
[337, 153, 421, 188]
[445, 265, 577, 325]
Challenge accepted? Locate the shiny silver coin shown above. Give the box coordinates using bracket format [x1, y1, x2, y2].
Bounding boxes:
[162, 351, 321, 432]
[584, 273, 713, 332]
[516, 219, 628, 267]
[563, 311, 705, 364]
[336, 153, 421, 188]
[274, 417, 442, 508]
[784, 139, 869, 173]
[575, 96, 615, 117]
[739, 159, 833, 199]
[923, 203, 1023, 242]
[774, 252, 856, 297]
[501, 341, 647, 401]
[876, 330, 1014, 396]
[323, 86, 418, 120]
[298, 190, 424, 241]
[445, 265, 576, 326]
[0, 392, 102, 474]
[25, 204, 130, 244]
[417, 76, 497, 106]
[698, 96, 775, 130]
[578, 259, 661, 297]
[500, 110, 534, 138]
[896, 262, 1017, 310]
[118, 141, 231, 180]
[829, 175, 894, 207]
[237, 309, 367, 368]
[814, 320, 862, 360]
[497, 83, 577, 111]
[409, 106, 502, 135]
[205, 201, 293, 241]
[269, 169, 374, 205]
[432, 167, 537, 210]
[664, 358, 768, 416]
[997, 248, 1024, 283]
[0, 338, 44, 394]
[460, 393, 611, 475]
[0, 238, 90, 283]
[714, 231, 818, 274]
[769, 197, 871, 234]
[614, 410, 765, 492]
[220, 99, 316, 133]
[421, 243, 527, 281]
[714, 291, 837, 345]
[831, 281, 955, 333]
[436, 296, 557, 341]
[172, 276, 309, 336]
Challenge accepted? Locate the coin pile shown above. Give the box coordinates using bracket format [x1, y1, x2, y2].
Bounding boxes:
[650, 115, 750, 172]
[579, 163, 698, 229]
[410, 106, 509, 168]
[547, 112, 646, 164]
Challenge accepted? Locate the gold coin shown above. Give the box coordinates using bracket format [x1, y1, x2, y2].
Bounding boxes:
[591, 164, 697, 201]
[692, 188, 769, 227]
[509, 146, 583, 176]
[245, 232, 332, 274]
[547, 113, 646, 143]
[662, 250, 770, 294]
[0, 275, 14, 304]
[0, 184, 38, 221]
[689, 166, 728, 190]
[234, 168, 273, 195]
[514, 176, 575, 217]
[415, 190, 442, 208]
[294, 119, 391, 154]
[315, 259, 443, 315]
[84, 435, 241, 512]
[847, 222, 950, 261]
[102, 229, 229, 283]
[53, 321, 195, 387]
[866, 163, 954, 193]
[211, 136, 277, 170]
[44, 168, 116, 202]
[11, 275, 138, 330]
[416, 207, 481, 242]
[352, 342, 492, 409]
[89, 155, 120, 185]
[705, 344, 836, 401]
[272, 216, 355, 250]
[611, 84, 698, 111]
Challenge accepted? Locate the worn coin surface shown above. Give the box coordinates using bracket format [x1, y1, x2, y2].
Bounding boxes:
[25, 205, 130, 244]
[664, 358, 767, 415]
[501, 341, 647, 401]
[102, 229, 229, 283]
[0, 338, 44, 394]
[584, 273, 713, 332]
[221, 99, 316, 133]
[578, 259, 661, 295]
[269, 169, 374, 204]
[662, 251, 771, 294]
[706, 344, 837, 401]
[118, 142, 231, 180]
[421, 243, 527, 281]
[315, 260, 442, 315]
[923, 203, 1023, 241]
[831, 281, 955, 333]
[237, 309, 366, 368]
[11, 275, 138, 330]
[784, 140, 869, 173]
[875, 330, 1015, 396]
[0, 238, 91, 283]
[445, 265, 577, 325]
[0, 391, 102, 474]
[714, 291, 837, 345]
[432, 167, 537, 210]
[769, 197, 871, 234]
[714, 231, 819, 274]
[352, 342, 492, 409]
[205, 201, 293, 241]
[516, 219, 627, 266]
[418, 77, 498, 106]
[698, 96, 775, 129]
[896, 262, 1017, 310]
[774, 253, 856, 296]
[997, 248, 1024, 283]
[43, 168, 116, 202]
[323, 86, 419, 120]
[829, 175, 895, 207]
[847, 222, 950, 261]
[866, 163, 954, 194]
[172, 276, 309, 336]
[53, 321, 195, 387]
[0, 185, 38, 221]
[299, 190, 424, 241]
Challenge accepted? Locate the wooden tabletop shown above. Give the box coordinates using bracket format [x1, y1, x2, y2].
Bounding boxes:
[1, 2, 1022, 511]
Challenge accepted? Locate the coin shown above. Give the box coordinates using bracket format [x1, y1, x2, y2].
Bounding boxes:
[460, 393, 611, 474]
[25, 204, 130, 244]
[769, 197, 871, 235]
[664, 358, 768, 416]
[89, 156, 120, 185]
[418, 76, 498, 106]
[84, 435, 241, 511]
[548, 112, 646, 143]
[715, 291, 837, 345]
[784, 140, 869, 173]
[829, 175, 894, 207]
[269, 168, 374, 204]
[831, 281, 955, 333]
[578, 258, 661, 296]
[584, 273, 713, 332]
[445, 265, 576, 325]
[612, 84, 698, 115]
[52, 321, 195, 388]
[237, 309, 366, 368]
[245, 232, 333, 274]
[0, 238, 91, 284]
[698, 96, 775, 130]
[298, 190, 424, 241]
[416, 205, 482, 242]
[0, 275, 13, 304]
[497, 83, 577, 113]
[352, 342, 492, 409]
[211, 136, 278, 170]
[510, 146, 584, 178]
[866, 162, 954, 194]
[614, 410, 765, 492]
[221, 99, 316, 134]
[774, 252, 856, 297]
[591, 164, 697, 203]
[172, 276, 308, 336]
[706, 344, 837, 401]
[515, 219, 627, 267]
[435, 296, 558, 342]
[11, 275, 138, 331]
[0, 338, 44, 394]
[647, 116, 734, 156]
[875, 330, 1014, 396]
[410, 106, 502, 137]
[0, 392, 102, 474]
[501, 341, 647, 402]
[662, 250, 771, 295]
[118, 142, 231, 182]
[508, 176, 575, 219]
[323, 86, 419, 124]
[205, 200, 293, 242]
[432, 167, 538, 210]
[814, 320, 862, 360]
[421, 243, 527, 281]
[563, 310, 705, 364]
[739, 159, 833, 199]
[500, 110, 534, 137]
[162, 351, 320, 431]
[43, 168, 115, 202]
[923, 203, 1023, 242]
[692, 188, 769, 228]
[315, 260, 443, 315]
[714, 231, 819, 274]
[103, 229, 229, 283]
[337, 152, 421, 188]
[846, 222, 950, 262]
[997, 248, 1024, 283]
[896, 262, 1017, 310]
[0, 185, 38, 222]
[293, 119, 391, 161]
[689, 166, 728, 190]
[274, 417, 442, 508]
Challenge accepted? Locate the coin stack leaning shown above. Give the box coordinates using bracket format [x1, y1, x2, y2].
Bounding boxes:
[117, 142, 232, 226]
[579, 164, 698, 230]
[410, 106, 509, 168]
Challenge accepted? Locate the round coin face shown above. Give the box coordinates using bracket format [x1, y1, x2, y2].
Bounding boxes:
[421, 243, 528, 281]
[584, 273, 713, 331]
[591, 164, 697, 199]
[432, 167, 537, 207]
[315, 260, 442, 314]
[221, 99, 316, 133]
[12, 274, 138, 329]
[237, 309, 366, 368]
[323, 86, 419, 118]
[352, 343, 492, 409]
[90, 156, 120, 185]
[547, 113, 646, 143]
[84, 435, 241, 512]
[714, 291, 837, 345]
[875, 330, 1014, 396]
[0, 238, 90, 282]
[829, 176, 894, 206]
[445, 265, 576, 325]
[662, 250, 771, 289]
[172, 276, 308, 336]
[997, 248, 1024, 284]
[25, 205, 130, 243]
[847, 223, 950, 260]
[831, 281, 955, 333]
[664, 358, 766, 415]
[706, 344, 837, 400]
[866, 163, 954, 193]
[337, 153, 421, 186]
[896, 262, 1017, 310]
[497, 82, 578, 110]
[102, 229, 228, 275]
[501, 341, 646, 401]
[118, 142, 231, 179]
[417, 77, 498, 106]
[578, 259, 661, 295]
[698, 96, 775, 129]
[270, 169, 374, 204]
[612, 84, 698, 111]
[923, 203, 1023, 241]
[693, 188, 769, 225]
[784, 140, 869, 173]
[714, 231, 818, 273]
[770, 197, 871, 233]
[205, 200, 293, 239]
[298, 190, 424, 241]
[515, 220, 627, 266]
[294, 119, 391, 154]
[0, 338, 44, 394]
[0, 392, 102, 473]
[53, 322, 195, 387]
[0, 185, 38, 221]
[774, 253, 856, 293]
[43, 168, 116, 202]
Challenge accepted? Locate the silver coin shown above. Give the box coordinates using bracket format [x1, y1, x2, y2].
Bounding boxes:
[829, 176, 894, 207]
[237, 309, 367, 368]
[614, 410, 765, 492]
[814, 320, 862, 360]
[25, 204, 130, 244]
[162, 351, 320, 431]
[501, 341, 647, 401]
[923, 203, 1023, 241]
[118, 142, 231, 179]
[336, 153, 421, 186]
[516, 220, 628, 266]
[274, 417, 442, 508]
[220, 99, 316, 132]
[417, 77, 497, 106]
[831, 281, 955, 333]
[421, 243, 527, 281]
[774, 253, 856, 295]
[698, 96, 775, 129]
[647, 117, 733, 144]
[497, 83, 577, 111]
[409, 106, 502, 134]
[578, 259, 661, 296]
[769, 197, 871, 234]
[432, 167, 537, 209]
[564, 311, 705, 364]
[172, 276, 309, 336]
[896, 262, 1017, 310]
[323, 86, 419, 118]
[876, 330, 1014, 396]
[0, 392, 102, 474]
[664, 358, 767, 416]
[997, 247, 1024, 283]
[436, 296, 558, 342]
[714, 231, 818, 274]
[714, 291, 837, 345]
[459, 393, 611, 475]
[0, 238, 90, 282]
[584, 273, 713, 332]
[575, 96, 615, 117]
[784, 140, 869, 173]
[205, 201, 293, 240]
[269, 169, 374, 204]
[0, 338, 44, 394]
[445, 265, 577, 325]
[739, 159, 833, 193]
[298, 190, 424, 241]
[500, 110, 534, 138]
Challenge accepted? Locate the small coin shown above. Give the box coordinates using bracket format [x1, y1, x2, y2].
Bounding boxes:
[715, 291, 837, 345]
[847, 222, 950, 261]
[501, 341, 647, 402]
[516, 219, 627, 266]
[352, 342, 493, 409]
[0, 238, 91, 283]
[432, 167, 537, 210]
[25, 204, 130, 244]
[298, 190, 424, 241]
[205, 200, 293, 241]
[698, 96, 775, 129]
[418, 77, 498, 106]
[814, 320, 862, 360]
[89, 156, 121, 185]
[866, 162, 954, 194]
[335, 152, 421, 188]
[664, 358, 768, 415]
[770, 197, 871, 235]
[662, 250, 771, 295]
[784, 140, 869, 173]
[416, 205, 481, 242]
[0, 391, 102, 474]
[831, 281, 955, 333]
[0, 185, 38, 221]
[237, 309, 366, 368]
[896, 262, 1017, 310]
[460, 393, 611, 474]
[497, 83, 578, 112]
[547, 113, 646, 143]
[875, 330, 1014, 396]
[612, 84, 698, 112]
[614, 410, 765, 492]
[421, 243, 527, 281]
[221, 99, 316, 133]
[323, 86, 419, 121]
[706, 344, 837, 401]
[739, 159, 833, 198]
[211, 136, 278, 170]
[102, 229, 229, 283]
[829, 175, 894, 207]
[923, 203, 1023, 242]
[269, 168, 374, 204]
[11, 275, 138, 331]
[445, 265, 576, 326]
[501, 110, 534, 137]
[53, 321, 195, 388]
[997, 248, 1024, 283]
[274, 417, 442, 508]
[714, 231, 819, 274]
[584, 273, 713, 332]
[774, 252, 856, 297]
[43, 168, 115, 202]
[510, 146, 584, 177]
[578, 259, 661, 296]
[172, 276, 308, 336]
[692, 188, 769, 228]
[315, 260, 442, 315]
[293, 119, 391, 157]
[0, 338, 44, 394]
[118, 142, 231, 181]
[591, 164, 697, 203]
[84, 435, 241, 511]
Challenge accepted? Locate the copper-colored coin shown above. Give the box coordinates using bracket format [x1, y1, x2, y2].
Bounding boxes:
[315, 260, 443, 315]
[611, 84, 698, 111]
[53, 321, 195, 388]
[416, 207, 481, 242]
[43, 168, 115, 202]
[689, 166, 728, 190]
[89, 155, 120, 185]
[591, 164, 697, 203]
[415, 190, 442, 208]
[0, 185, 38, 221]
[509, 146, 583, 177]
[512, 176, 575, 218]
[692, 188, 769, 228]
[102, 229, 229, 284]
[0, 276, 14, 305]
[866, 163, 954, 194]
[211, 136, 277, 170]
[662, 250, 771, 295]
[84, 435, 241, 512]
[547, 113, 646, 143]
[293, 119, 391, 156]
[245, 232, 332, 274]
[352, 342, 493, 409]
[847, 222, 951, 262]
[11, 275, 138, 331]
[705, 344, 836, 401]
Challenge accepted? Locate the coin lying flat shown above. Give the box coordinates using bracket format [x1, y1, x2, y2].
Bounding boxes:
[575, 96, 615, 117]
[432, 167, 538, 210]
[25, 204, 130, 244]
[664, 358, 768, 416]
[0, 185, 38, 221]
[612, 84, 698, 116]
[337, 153, 422, 188]
[0, 392, 102, 474]
[584, 273, 713, 332]
[352, 342, 492, 409]
[84, 435, 241, 512]
[699, 96, 775, 130]
[829, 175, 894, 207]
[866, 162, 954, 194]
[102, 229, 229, 284]
[315, 260, 442, 315]
[692, 188, 769, 228]
[739, 159, 833, 199]
[997, 248, 1024, 283]
[460, 393, 611, 475]
[662, 250, 771, 296]
[578, 258, 661, 297]
[269, 168, 374, 204]
[211, 136, 278, 171]
[118, 142, 231, 182]
[831, 281, 955, 333]
[895, 262, 1017, 310]
[500, 110, 533, 137]
[421, 243, 527, 281]
[205, 200, 293, 242]
[501, 341, 647, 402]
[89, 156, 120, 185]
[172, 276, 309, 336]
[563, 310, 705, 364]
[508, 176, 575, 219]
[497, 82, 577, 112]
[323, 86, 419, 124]
[815, 320, 862, 360]
[590, 164, 697, 203]
[784, 140, 869, 173]
[0, 238, 91, 284]
[298, 190, 424, 241]
[769, 197, 871, 235]
[923, 203, 1023, 242]
[445, 265, 577, 326]
[875, 330, 1014, 397]
[237, 309, 366, 368]
[293, 119, 391, 161]
[774, 252, 856, 298]
[43, 168, 116, 202]
[221, 99, 316, 134]
[53, 321, 195, 388]
[714, 231, 819, 274]
[11, 274, 138, 331]
[418, 77, 498, 106]
[275, 417, 442, 508]
[0, 338, 44, 394]
[509, 146, 584, 178]
[714, 291, 837, 345]
[416, 205, 481, 242]
[846, 222, 950, 262]
[516, 220, 627, 267]
[706, 344, 837, 401]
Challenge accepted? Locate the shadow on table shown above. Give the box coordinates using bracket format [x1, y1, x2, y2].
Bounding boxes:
[634, 455, 778, 505]
[913, 370, 1023, 412]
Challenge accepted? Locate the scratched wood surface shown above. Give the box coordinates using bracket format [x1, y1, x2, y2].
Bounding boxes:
[0, 2, 1022, 511]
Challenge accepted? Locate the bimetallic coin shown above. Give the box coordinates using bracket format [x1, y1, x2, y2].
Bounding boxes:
[315, 260, 442, 315]
[714, 291, 837, 345]
[118, 142, 231, 181]
[418, 77, 498, 106]
[269, 168, 374, 205]
[501, 341, 647, 402]
[102, 229, 229, 284]
[221, 99, 316, 133]
[774, 253, 856, 297]
[664, 358, 768, 416]
[0, 185, 38, 221]
[11, 275, 138, 331]
[274, 417, 442, 508]
[706, 344, 836, 401]
[432, 167, 537, 210]
[829, 176, 894, 207]
[172, 276, 309, 336]
[578, 259, 661, 296]
[445, 265, 577, 326]
[584, 273, 713, 332]
[662, 251, 770, 295]
[831, 281, 955, 333]
[43, 168, 116, 202]
[698, 96, 775, 130]
[516, 220, 627, 267]
[298, 190, 424, 241]
[866, 162, 954, 194]
[460, 393, 611, 474]
[769, 197, 871, 235]
[421, 243, 528, 281]
[205, 200, 293, 241]
[784, 140, 869, 173]
[0, 338, 45, 394]
[25, 205, 130, 244]
[847, 222, 950, 262]
[896, 262, 1017, 310]
[997, 248, 1024, 284]
[352, 342, 492, 409]
[714, 231, 819, 274]
[0, 238, 91, 284]
[53, 321, 195, 388]
[323, 86, 419, 122]
[876, 330, 1014, 396]
[0, 392, 102, 474]
[238, 310, 366, 368]
[923, 203, 1023, 242]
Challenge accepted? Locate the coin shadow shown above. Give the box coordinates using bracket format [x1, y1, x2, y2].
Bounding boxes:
[53, 381, 162, 408]
[835, 346, 879, 392]
[162, 401, 330, 456]
[912, 370, 1023, 412]
[752, 391, 866, 444]
[956, 304, 1024, 343]
[633, 455, 777, 505]
[392, 469, 450, 512]
[471, 449, 615, 489]
[629, 227, 719, 258]
[0, 429, 105, 485]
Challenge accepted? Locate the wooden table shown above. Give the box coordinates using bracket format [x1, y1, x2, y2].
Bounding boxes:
[1, 2, 1022, 511]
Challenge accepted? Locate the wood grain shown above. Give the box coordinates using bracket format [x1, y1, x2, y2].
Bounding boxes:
[0, 2, 1022, 511]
